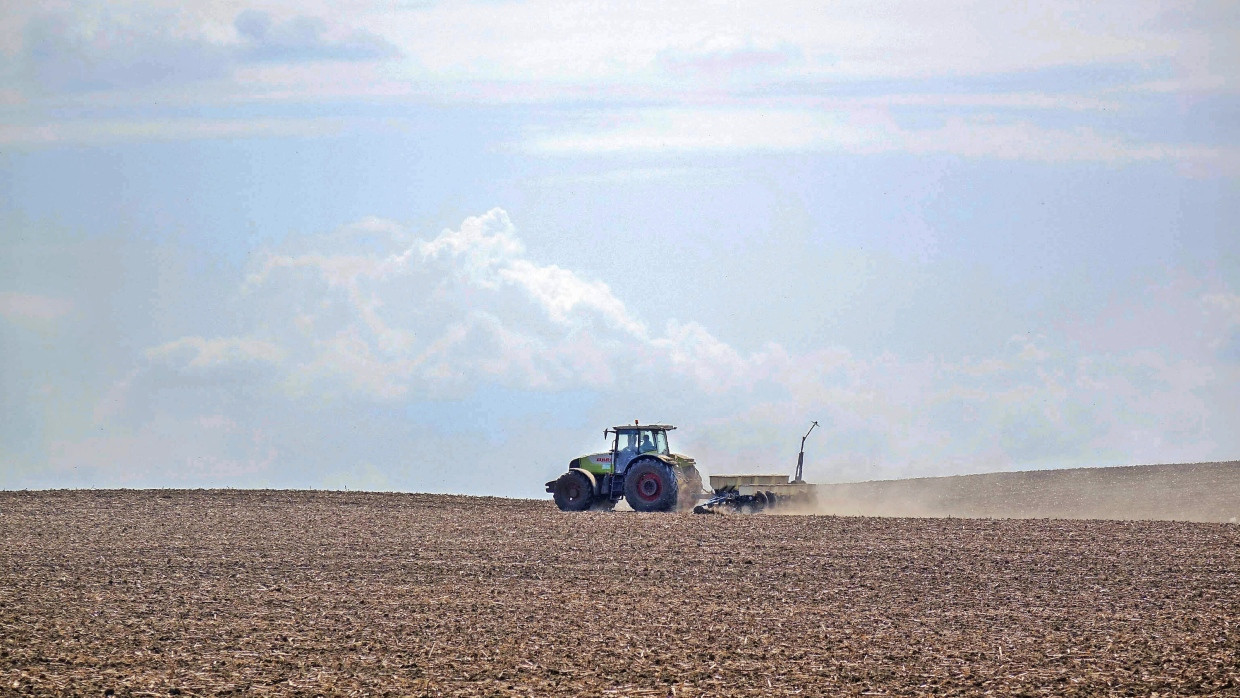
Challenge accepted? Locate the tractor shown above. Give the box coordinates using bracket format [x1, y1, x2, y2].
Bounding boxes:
[545, 423, 703, 512]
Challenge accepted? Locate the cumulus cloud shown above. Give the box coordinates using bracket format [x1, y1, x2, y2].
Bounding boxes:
[498, 261, 646, 336]
[240, 208, 719, 399]
[113, 210, 1236, 486]
[419, 208, 529, 287]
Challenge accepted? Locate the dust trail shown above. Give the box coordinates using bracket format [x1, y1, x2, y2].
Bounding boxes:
[773, 461, 1239, 523]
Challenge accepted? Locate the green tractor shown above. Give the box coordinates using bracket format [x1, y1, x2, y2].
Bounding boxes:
[545, 423, 704, 512]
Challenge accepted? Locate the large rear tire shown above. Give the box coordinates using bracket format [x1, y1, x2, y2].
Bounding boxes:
[553, 470, 595, 512]
[624, 459, 679, 512]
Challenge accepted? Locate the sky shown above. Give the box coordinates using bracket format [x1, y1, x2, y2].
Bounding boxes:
[1, 0, 1237, 496]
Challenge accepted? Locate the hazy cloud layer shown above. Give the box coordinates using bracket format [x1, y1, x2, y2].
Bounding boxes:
[525, 109, 1239, 176]
[5, 211, 1233, 493]
[0, 291, 74, 323]
[233, 10, 398, 64]
[0, 0, 1233, 173]
[16, 8, 398, 94]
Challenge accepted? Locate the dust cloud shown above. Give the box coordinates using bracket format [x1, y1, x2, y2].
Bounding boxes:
[780, 461, 1239, 523]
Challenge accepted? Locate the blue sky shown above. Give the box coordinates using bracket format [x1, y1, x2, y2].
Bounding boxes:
[1, 0, 1237, 495]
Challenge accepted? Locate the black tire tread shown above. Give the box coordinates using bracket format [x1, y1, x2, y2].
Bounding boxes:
[624, 459, 679, 512]
[553, 470, 595, 512]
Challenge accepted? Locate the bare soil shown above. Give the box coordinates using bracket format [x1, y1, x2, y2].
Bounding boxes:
[1, 488, 1237, 696]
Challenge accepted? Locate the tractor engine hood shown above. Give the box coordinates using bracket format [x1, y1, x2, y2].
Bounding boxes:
[569, 452, 615, 475]
[642, 452, 696, 469]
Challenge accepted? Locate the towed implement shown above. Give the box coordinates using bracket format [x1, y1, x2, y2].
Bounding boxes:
[692, 475, 812, 514]
[693, 421, 819, 514]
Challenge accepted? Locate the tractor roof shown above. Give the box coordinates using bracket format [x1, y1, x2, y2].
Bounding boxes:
[611, 424, 676, 432]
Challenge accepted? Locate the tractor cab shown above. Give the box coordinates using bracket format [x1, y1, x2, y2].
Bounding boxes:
[608, 424, 672, 474]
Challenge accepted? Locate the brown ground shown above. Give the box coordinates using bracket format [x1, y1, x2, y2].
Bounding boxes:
[1, 488, 1237, 697]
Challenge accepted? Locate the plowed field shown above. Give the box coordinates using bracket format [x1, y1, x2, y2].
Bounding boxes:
[2, 489, 1237, 696]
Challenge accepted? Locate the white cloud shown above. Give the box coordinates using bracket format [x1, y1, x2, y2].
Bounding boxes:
[657, 34, 803, 76]
[0, 291, 73, 322]
[384, 0, 1223, 88]
[525, 107, 1240, 174]
[1009, 334, 1052, 362]
[419, 208, 527, 288]
[654, 320, 785, 394]
[146, 335, 284, 369]
[290, 326, 416, 399]
[526, 109, 843, 154]
[1202, 292, 1240, 322]
[499, 260, 646, 336]
[239, 209, 709, 398]
[0, 116, 349, 148]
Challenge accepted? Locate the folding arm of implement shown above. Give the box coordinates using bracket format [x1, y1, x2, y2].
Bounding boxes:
[794, 420, 818, 484]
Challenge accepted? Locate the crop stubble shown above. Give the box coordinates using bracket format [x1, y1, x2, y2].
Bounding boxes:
[1, 490, 1237, 696]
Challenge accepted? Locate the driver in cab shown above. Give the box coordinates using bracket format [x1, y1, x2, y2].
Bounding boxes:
[638, 433, 655, 453]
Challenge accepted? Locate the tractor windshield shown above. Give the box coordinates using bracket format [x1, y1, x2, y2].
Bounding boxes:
[615, 428, 671, 457]
[635, 429, 669, 455]
[654, 430, 669, 454]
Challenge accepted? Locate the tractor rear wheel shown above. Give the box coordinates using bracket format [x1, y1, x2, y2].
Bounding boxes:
[552, 470, 595, 512]
[624, 460, 679, 512]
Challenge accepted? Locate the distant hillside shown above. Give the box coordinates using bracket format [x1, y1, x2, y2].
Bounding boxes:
[812, 461, 1239, 523]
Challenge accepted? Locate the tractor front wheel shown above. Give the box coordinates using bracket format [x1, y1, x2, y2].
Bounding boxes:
[552, 470, 595, 512]
[624, 460, 679, 512]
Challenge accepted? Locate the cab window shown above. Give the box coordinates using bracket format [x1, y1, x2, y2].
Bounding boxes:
[636, 430, 656, 453]
[635, 430, 669, 455]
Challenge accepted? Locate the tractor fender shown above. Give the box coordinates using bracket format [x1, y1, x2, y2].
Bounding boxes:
[633, 453, 677, 467]
[627, 455, 701, 496]
[567, 467, 599, 496]
[625, 455, 681, 482]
